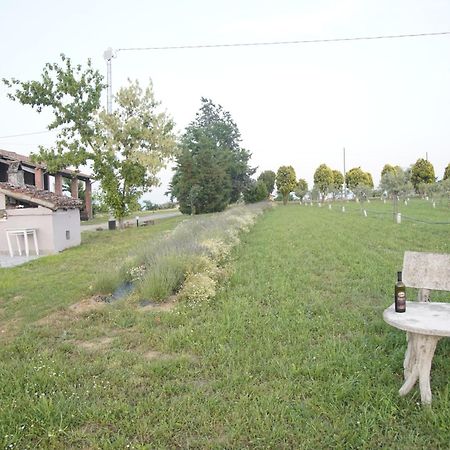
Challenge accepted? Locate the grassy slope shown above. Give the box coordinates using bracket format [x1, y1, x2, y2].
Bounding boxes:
[1, 200, 450, 449]
[0, 216, 184, 326]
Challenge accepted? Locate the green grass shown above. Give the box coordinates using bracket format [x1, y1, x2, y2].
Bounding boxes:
[83, 208, 179, 226]
[1, 202, 450, 448]
[0, 216, 184, 326]
[336, 197, 450, 224]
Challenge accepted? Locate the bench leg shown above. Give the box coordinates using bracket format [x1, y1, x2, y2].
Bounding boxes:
[399, 333, 440, 405]
[418, 335, 440, 405]
[403, 332, 415, 380]
[400, 333, 419, 396]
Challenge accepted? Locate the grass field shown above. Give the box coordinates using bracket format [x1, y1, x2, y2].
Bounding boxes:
[1, 199, 449, 449]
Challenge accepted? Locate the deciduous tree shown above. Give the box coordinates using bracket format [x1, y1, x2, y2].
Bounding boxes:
[313, 164, 333, 200]
[411, 158, 435, 192]
[295, 178, 308, 201]
[379, 167, 413, 198]
[276, 166, 297, 205]
[243, 180, 268, 204]
[345, 167, 372, 190]
[257, 170, 276, 196]
[92, 80, 176, 226]
[3, 55, 176, 228]
[331, 170, 344, 196]
[381, 164, 398, 178]
[443, 163, 450, 180]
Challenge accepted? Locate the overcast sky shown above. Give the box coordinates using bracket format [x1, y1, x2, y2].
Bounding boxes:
[1, 0, 449, 203]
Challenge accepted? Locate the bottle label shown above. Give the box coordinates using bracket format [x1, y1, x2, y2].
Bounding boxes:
[396, 291, 406, 311]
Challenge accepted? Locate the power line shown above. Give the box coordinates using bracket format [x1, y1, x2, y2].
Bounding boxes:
[0, 130, 51, 139]
[117, 31, 450, 52]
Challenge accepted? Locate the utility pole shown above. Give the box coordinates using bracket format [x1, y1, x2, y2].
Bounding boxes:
[103, 47, 115, 114]
[343, 147, 346, 199]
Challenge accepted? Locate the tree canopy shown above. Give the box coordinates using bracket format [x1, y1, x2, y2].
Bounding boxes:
[295, 178, 308, 201]
[3, 55, 177, 226]
[313, 164, 334, 199]
[93, 80, 176, 224]
[169, 98, 254, 214]
[345, 167, 373, 190]
[331, 170, 344, 195]
[379, 167, 413, 197]
[276, 166, 297, 205]
[243, 180, 268, 204]
[411, 158, 435, 192]
[381, 164, 398, 178]
[257, 170, 276, 196]
[444, 163, 450, 180]
[3, 54, 104, 172]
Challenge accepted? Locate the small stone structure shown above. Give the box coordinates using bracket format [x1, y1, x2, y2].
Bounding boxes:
[0, 182, 82, 255]
[0, 148, 93, 219]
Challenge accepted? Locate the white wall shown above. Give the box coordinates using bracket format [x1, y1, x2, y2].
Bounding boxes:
[52, 209, 81, 252]
[0, 207, 81, 255]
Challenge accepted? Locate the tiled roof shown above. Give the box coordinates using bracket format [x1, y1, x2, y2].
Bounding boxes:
[0, 182, 82, 210]
[0, 148, 92, 180]
[0, 148, 45, 168]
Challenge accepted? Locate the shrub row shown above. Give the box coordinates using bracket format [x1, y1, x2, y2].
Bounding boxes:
[95, 202, 273, 304]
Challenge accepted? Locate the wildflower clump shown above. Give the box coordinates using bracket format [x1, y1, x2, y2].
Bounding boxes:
[201, 239, 232, 263]
[179, 273, 217, 304]
[127, 265, 146, 282]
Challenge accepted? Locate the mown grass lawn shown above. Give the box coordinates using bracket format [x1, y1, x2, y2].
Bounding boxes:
[1, 200, 449, 449]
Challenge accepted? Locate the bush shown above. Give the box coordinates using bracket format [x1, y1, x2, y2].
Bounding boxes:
[244, 180, 268, 203]
[137, 256, 188, 301]
[179, 273, 217, 304]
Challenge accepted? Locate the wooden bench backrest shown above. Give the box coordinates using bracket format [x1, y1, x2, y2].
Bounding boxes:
[403, 251, 450, 301]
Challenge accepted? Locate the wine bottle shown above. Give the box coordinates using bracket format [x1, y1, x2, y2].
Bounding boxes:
[395, 271, 406, 313]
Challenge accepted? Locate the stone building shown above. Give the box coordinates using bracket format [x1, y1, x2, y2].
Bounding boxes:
[0, 182, 82, 255]
[0, 148, 93, 256]
[0, 149, 93, 219]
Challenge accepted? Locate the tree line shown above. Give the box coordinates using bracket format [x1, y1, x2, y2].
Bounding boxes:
[3, 54, 449, 225]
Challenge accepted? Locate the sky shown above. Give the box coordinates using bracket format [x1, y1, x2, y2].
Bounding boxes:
[1, 0, 449, 203]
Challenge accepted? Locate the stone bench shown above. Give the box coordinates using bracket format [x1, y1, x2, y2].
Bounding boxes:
[383, 251, 450, 405]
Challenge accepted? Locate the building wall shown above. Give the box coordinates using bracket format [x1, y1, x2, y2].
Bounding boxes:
[52, 209, 81, 252]
[0, 207, 81, 255]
